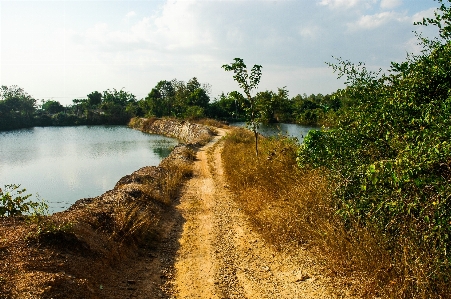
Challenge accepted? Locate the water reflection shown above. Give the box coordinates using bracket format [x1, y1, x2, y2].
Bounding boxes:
[0, 128, 39, 165]
[230, 122, 317, 143]
[153, 147, 174, 158]
[0, 126, 178, 213]
[152, 139, 176, 158]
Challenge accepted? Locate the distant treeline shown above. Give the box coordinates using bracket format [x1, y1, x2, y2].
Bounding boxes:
[0, 77, 351, 131]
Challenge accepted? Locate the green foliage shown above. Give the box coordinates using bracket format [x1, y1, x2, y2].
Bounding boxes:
[0, 184, 48, 217]
[42, 100, 64, 114]
[87, 91, 102, 107]
[35, 220, 73, 236]
[0, 80, 214, 131]
[207, 91, 246, 120]
[254, 87, 294, 123]
[297, 0, 451, 294]
[183, 105, 205, 120]
[0, 85, 37, 130]
[102, 88, 136, 106]
[142, 78, 211, 118]
[222, 58, 263, 155]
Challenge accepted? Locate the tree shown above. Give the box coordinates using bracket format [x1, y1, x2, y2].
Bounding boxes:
[87, 91, 102, 107]
[144, 80, 175, 117]
[102, 88, 136, 106]
[42, 100, 64, 114]
[0, 85, 36, 117]
[0, 85, 36, 130]
[222, 58, 263, 156]
[142, 78, 211, 118]
[187, 77, 201, 92]
[187, 88, 210, 108]
[207, 91, 245, 120]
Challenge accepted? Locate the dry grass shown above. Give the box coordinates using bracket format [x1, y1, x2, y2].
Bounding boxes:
[221, 128, 410, 298]
[108, 200, 157, 244]
[161, 160, 194, 205]
[222, 128, 333, 248]
[128, 116, 158, 132]
[193, 118, 229, 129]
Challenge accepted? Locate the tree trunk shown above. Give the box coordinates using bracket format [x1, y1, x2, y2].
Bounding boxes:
[254, 129, 258, 157]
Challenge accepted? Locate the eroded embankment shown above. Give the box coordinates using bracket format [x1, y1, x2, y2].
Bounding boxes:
[129, 117, 215, 146]
[0, 118, 214, 299]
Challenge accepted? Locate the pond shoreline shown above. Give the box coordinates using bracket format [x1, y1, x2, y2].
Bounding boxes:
[69, 117, 215, 212]
[0, 124, 181, 213]
[0, 118, 217, 298]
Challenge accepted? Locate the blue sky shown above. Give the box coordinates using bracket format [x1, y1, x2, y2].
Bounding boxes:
[0, 0, 438, 105]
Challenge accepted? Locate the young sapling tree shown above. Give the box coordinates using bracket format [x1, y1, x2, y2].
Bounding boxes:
[222, 58, 263, 156]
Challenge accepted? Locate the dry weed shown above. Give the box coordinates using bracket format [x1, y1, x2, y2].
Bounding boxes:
[194, 118, 228, 129]
[110, 200, 157, 244]
[162, 162, 193, 204]
[222, 128, 407, 298]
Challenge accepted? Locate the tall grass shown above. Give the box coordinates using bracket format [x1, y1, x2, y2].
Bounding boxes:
[221, 128, 435, 298]
[222, 128, 336, 248]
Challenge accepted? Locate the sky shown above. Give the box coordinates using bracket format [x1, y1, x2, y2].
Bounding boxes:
[0, 0, 439, 106]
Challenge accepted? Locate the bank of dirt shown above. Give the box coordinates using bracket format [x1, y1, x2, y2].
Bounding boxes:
[0, 119, 359, 298]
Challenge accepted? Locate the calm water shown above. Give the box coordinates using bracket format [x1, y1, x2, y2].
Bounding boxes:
[0, 126, 178, 213]
[230, 122, 317, 143]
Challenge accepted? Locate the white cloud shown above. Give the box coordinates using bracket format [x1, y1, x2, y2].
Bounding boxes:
[380, 0, 402, 9]
[349, 11, 408, 30]
[84, 23, 109, 42]
[74, 1, 214, 54]
[125, 11, 136, 18]
[299, 26, 320, 39]
[403, 37, 423, 55]
[1, 0, 438, 105]
[318, 0, 362, 9]
[152, 1, 213, 50]
[411, 7, 436, 23]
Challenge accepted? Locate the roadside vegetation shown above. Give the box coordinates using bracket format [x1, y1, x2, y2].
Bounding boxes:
[0, 184, 48, 217]
[223, 1, 451, 298]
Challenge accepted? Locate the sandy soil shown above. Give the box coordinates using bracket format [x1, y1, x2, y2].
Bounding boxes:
[139, 128, 355, 299]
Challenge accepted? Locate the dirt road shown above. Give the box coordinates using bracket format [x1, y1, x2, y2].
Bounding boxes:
[112, 129, 355, 298]
[160, 129, 350, 299]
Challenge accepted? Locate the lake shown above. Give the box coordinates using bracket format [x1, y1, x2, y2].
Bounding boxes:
[0, 126, 178, 213]
[230, 122, 317, 142]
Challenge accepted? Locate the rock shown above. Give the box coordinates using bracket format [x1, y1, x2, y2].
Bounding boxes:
[294, 271, 311, 282]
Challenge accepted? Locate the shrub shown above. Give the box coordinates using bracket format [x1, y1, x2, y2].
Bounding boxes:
[0, 184, 48, 217]
[297, 1, 451, 296]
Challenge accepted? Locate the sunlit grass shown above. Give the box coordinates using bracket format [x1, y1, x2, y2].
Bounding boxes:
[221, 128, 417, 297]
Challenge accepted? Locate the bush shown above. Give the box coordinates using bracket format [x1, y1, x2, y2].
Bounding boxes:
[297, 1, 451, 296]
[0, 184, 48, 217]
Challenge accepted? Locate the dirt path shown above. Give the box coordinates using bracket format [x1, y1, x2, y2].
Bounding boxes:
[98, 128, 357, 298]
[160, 129, 353, 299]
